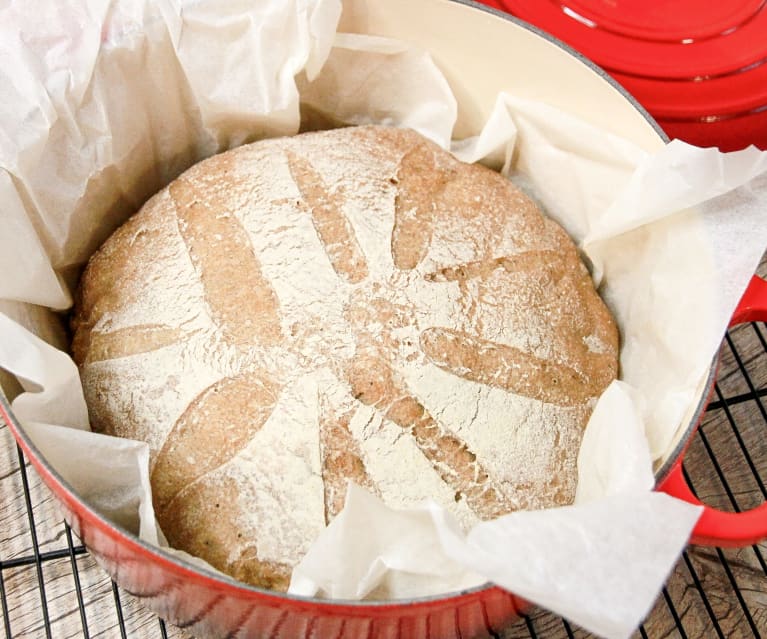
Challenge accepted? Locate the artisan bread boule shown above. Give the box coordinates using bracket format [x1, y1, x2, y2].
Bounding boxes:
[71, 125, 619, 591]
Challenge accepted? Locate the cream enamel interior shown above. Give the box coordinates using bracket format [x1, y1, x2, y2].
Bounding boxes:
[339, 0, 665, 150]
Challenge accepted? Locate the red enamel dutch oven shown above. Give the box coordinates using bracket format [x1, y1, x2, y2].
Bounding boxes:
[486, 0, 767, 151]
[2, 1, 767, 637]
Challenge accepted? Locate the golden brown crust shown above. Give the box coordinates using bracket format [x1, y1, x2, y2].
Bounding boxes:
[71, 125, 619, 591]
[151, 373, 278, 514]
[161, 474, 292, 591]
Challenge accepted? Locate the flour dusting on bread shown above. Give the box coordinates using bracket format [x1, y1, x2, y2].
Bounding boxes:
[71, 126, 619, 590]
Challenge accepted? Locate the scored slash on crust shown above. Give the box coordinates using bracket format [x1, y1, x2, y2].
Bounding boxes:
[285, 150, 369, 285]
[169, 162, 282, 347]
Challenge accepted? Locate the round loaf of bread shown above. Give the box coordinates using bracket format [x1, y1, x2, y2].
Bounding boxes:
[71, 125, 618, 592]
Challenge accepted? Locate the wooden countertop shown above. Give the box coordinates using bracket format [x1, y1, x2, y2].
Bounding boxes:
[2, 259, 766, 638]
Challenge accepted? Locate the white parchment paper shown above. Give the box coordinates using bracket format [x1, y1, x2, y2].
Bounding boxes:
[1, 2, 766, 638]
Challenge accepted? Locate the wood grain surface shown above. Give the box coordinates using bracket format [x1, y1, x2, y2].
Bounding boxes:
[1, 256, 766, 638]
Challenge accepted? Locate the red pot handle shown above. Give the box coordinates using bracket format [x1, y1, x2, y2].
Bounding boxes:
[658, 275, 767, 547]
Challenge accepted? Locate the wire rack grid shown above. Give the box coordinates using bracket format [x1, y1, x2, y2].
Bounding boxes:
[1, 266, 766, 638]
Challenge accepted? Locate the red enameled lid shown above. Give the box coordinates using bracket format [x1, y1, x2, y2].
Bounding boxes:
[490, 0, 767, 148]
[612, 64, 767, 119]
[494, 0, 767, 78]
[658, 108, 767, 152]
[561, 0, 763, 43]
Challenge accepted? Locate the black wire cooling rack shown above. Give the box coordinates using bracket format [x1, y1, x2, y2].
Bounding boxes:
[1, 292, 766, 638]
